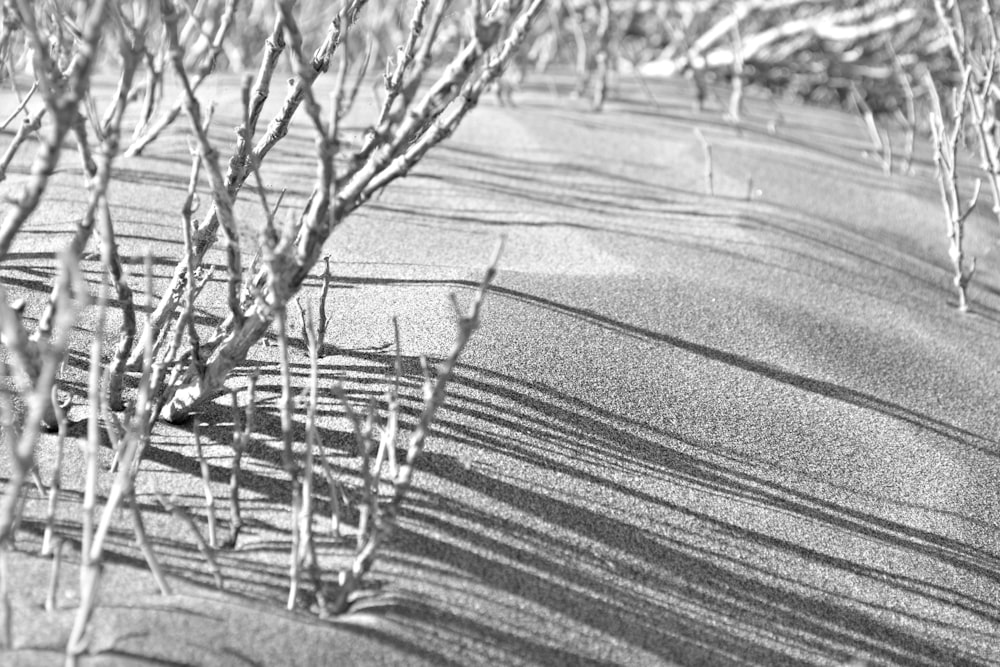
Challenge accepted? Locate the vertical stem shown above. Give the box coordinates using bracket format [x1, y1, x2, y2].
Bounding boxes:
[45, 538, 63, 612]
[129, 499, 171, 595]
[80, 291, 107, 575]
[226, 380, 254, 549]
[0, 549, 9, 648]
[101, 196, 137, 411]
[275, 307, 300, 609]
[66, 287, 108, 661]
[694, 128, 713, 195]
[317, 256, 331, 358]
[42, 387, 67, 556]
[194, 423, 217, 548]
[302, 307, 325, 612]
[591, 0, 612, 111]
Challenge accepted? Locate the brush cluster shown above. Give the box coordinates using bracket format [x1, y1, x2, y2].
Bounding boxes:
[0, 0, 540, 662]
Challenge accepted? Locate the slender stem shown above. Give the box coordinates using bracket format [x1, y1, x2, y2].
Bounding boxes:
[275, 307, 300, 608]
[194, 423, 217, 548]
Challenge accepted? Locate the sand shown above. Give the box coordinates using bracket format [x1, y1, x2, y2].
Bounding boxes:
[0, 71, 997, 666]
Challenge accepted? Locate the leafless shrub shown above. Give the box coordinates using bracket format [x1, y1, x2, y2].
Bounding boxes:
[637, 1, 947, 115]
[67, 255, 173, 663]
[326, 242, 501, 615]
[153, 0, 544, 422]
[927, 70, 980, 312]
[0, 0, 543, 655]
[933, 0, 1000, 221]
[923, 0, 1000, 311]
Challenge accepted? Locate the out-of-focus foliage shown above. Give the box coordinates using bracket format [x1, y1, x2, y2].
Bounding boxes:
[504, 0, 974, 116]
[0, 0, 980, 117]
[631, 1, 951, 112]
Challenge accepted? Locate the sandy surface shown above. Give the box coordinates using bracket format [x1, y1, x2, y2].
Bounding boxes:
[0, 72, 998, 666]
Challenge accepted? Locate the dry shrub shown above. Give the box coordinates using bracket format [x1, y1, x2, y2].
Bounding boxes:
[0, 0, 543, 659]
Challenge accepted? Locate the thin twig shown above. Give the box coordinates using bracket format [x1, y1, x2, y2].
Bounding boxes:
[693, 128, 714, 195]
[129, 497, 171, 595]
[194, 423, 217, 548]
[0, 107, 45, 183]
[125, 0, 240, 155]
[302, 304, 327, 614]
[45, 538, 63, 613]
[158, 0, 545, 422]
[225, 376, 255, 549]
[41, 386, 67, 556]
[330, 241, 502, 613]
[317, 256, 332, 357]
[0, 80, 38, 131]
[0, 0, 108, 262]
[275, 306, 300, 609]
[161, 0, 244, 330]
[156, 492, 224, 590]
[65, 281, 108, 660]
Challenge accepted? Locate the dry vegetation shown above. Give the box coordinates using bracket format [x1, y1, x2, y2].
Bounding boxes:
[0, 0, 997, 663]
[574, 0, 1000, 310]
[0, 0, 542, 661]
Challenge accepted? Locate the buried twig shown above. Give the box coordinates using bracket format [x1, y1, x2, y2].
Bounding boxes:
[317, 256, 332, 357]
[332, 389, 378, 546]
[314, 436, 343, 538]
[225, 378, 256, 549]
[372, 317, 402, 481]
[393, 239, 502, 504]
[156, 492, 224, 590]
[45, 537, 63, 613]
[693, 128, 714, 195]
[359, 400, 379, 549]
[300, 304, 327, 614]
[194, 423, 217, 549]
[328, 240, 503, 614]
[850, 85, 891, 174]
[274, 302, 301, 609]
[128, 494, 171, 596]
[41, 386, 68, 556]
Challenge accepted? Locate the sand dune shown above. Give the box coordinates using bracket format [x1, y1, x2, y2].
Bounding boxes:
[1, 73, 998, 666]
